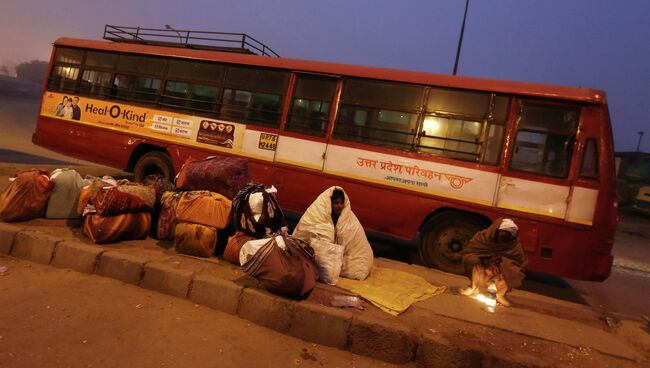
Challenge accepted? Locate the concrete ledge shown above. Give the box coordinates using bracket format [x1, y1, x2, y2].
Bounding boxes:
[290, 302, 352, 350]
[238, 288, 293, 334]
[349, 314, 416, 364]
[52, 241, 104, 274]
[142, 262, 195, 299]
[0, 223, 21, 254]
[10, 231, 59, 265]
[97, 252, 148, 285]
[415, 334, 483, 368]
[189, 274, 243, 315]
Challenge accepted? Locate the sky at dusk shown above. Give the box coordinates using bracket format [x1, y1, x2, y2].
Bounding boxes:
[0, 0, 648, 152]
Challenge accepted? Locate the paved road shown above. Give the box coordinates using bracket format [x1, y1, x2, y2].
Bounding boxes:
[0, 256, 405, 368]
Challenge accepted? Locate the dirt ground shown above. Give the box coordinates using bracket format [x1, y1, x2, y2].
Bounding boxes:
[0, 256, 407, 368]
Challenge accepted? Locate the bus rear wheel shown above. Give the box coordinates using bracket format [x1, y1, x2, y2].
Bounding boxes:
[419, 212, 485, 275]
[133, 151, 174, 183]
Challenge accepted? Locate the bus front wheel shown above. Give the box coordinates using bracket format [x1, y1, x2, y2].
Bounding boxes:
[419, 212, 485, 275]
[133, 151, 174, 183]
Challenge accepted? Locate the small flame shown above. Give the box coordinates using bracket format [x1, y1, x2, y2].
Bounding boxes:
[471, 293, 496, 313]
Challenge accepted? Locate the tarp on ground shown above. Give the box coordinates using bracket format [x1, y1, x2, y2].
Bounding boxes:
[336, 267, 446, 316]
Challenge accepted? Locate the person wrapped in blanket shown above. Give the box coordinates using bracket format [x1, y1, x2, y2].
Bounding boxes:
[459, 218, 526, 306]
[293, 186, 373, 280]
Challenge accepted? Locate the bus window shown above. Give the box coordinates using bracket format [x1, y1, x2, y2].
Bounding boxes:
[79, 70, 112, 97]
[54, 47, 84, 65]
[167, 60, 224, 83]
[112, 74, 161, 104]
[286, 76, 337, 137]
[334, 79, 423, 150]
[417, 90, 508, 164]
[510, 104, 579, 178]
[162, 80, 219, 113]
[220, 66, 288, 128]
[48, 66, 80, 92]
[117, 55, 166, 76]
[580, 138, 599, 179]
[84, 51, 117, 69]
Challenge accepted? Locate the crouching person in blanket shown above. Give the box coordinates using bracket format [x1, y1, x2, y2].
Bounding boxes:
[459, 218, 527, 306]
[293, 186, 373, 280]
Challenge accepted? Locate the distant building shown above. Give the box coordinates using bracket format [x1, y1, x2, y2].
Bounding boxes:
[615, 151, 650, 204]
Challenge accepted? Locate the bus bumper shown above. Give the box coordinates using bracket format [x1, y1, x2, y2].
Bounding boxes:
[585, 253, 614, 282]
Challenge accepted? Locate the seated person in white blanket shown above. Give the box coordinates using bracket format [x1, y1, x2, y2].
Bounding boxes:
[293, 186, 373, 280]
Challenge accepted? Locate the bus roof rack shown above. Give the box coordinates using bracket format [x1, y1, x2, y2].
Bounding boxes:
[103, 25, 280, 57]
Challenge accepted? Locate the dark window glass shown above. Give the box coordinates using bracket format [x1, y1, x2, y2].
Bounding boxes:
[162, 80, 218, 113]
[335, 105, 417, 150]
[491, 95, 511, 122]
[334, 79, 423, 150]
[112, 74, 161, 104]
[117, 55, 166, 76]
[47, 66, 80, 92]
[167, 60, 224, 83]
[426, 88, 490, 118]
[85, 51, 117, 69]
[79, 70, 112, 97]
[341, 79, 424, 110]
[286, 76, 337, 137]
[510, 104, 579, 178]
[483, 124, 505, 165]
[54, 47, 83, 64]
[225, 66, 288, 94]
[220, 88, 281, 127]
[418, 116, 483, 161]
[580, 139, 599, 179]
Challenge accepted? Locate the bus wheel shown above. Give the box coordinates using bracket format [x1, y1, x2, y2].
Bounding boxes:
[133, 151, 174, 183]
[419, 212, 485, 275]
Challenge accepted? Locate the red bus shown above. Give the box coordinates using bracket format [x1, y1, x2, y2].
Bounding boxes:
[33, 26, 617, 281]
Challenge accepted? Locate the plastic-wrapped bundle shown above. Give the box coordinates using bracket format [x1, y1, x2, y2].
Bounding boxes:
[174, 222, 217, 257]
[46, 168, 83, 219]
[175, 191, 232, 229]
[0, 169, 53, 222]
[175, 156, 249, 199]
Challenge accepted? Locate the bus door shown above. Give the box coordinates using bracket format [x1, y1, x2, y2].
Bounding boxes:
[273, 73, 340, 171]
[496, 101, 581, 221]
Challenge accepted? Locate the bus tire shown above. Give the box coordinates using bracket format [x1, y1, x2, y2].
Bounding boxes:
[133, 151, 174, 183]
[418, 212, 486, 275]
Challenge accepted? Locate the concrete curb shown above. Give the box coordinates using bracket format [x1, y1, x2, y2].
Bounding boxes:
[0, 223, 21, 254]
[142, 262, 194, 299]
[52, 240, 104, 274]
[0, 227, 639, 367]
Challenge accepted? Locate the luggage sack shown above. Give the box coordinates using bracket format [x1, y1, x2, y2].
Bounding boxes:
[93, 181, 155, 215]
[243, 235, 319, 298]
[83, 212, 151, 244]
[0, 169, 53, 222]
[223, 231, 255, 264]
[174, 222, 217, 257]
[175, 156, 249, 199]
[175, 191, 232, 229]
[77, 176, 117, 216]
[232, 183, 283, 238]
[142, 174, 175, 204]
[157, 191, 181, 240]
[46, 168, 84, 219]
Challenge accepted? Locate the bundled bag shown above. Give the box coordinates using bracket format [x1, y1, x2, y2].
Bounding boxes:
[93, 180, 155, 215]
[293, 186, 373, 280]
[174, 222, 217, 257]
[175, 156, 249, 199]
[77, 176, 117, 216]
[83, 212, 151, 244]
[0, 169, 53, 222]
[311, 238, 345, 285]
[142, 174, 175, 204]
[176, 191, 232, 229]
[156, 191, 181, 240]
[46, 168, 84, 219]
[242, 234, 319, 298]
[232, 183, 283, 238]
[223, 231, 255, 264]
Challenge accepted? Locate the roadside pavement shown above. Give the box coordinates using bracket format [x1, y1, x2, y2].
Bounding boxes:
[1, 220, 649, 368]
